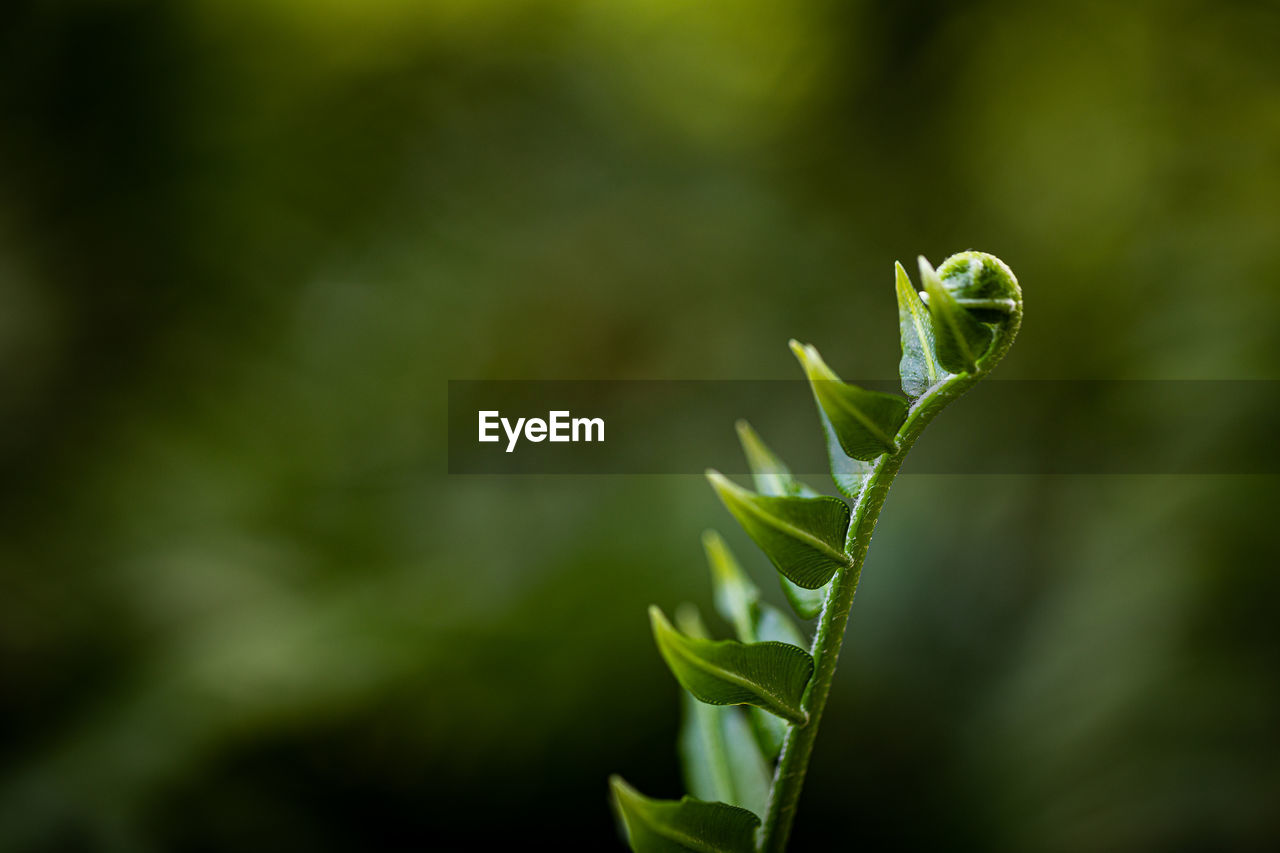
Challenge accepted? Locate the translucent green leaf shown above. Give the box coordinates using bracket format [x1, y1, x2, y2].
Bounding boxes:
[703, 530, 760, 643]
[749, 704, 788, 761]
[919, 255, 993, 375]
[756, 602, 807, 648]
[674, 602, 715, 640]
[703, 530, 812, 643]
[780, 579, 824, 621]
[673, 605, 774, 805]
[790, 340, 909, 461]
[895, 260, 942, 397]
[610, 776, 761, 853]
[650, 606, 814, 725]
[785, 402, 864, 613]
[781, 573, 825, 620]
[700, 535, 799, 759]
[679, 694, 772, 818]
[749, 603, 807, 758]
[707, 470, 851, 590]
[733, 421, 833, 619]
[734, 420, 810, 498]
[815, 404, 873, 500]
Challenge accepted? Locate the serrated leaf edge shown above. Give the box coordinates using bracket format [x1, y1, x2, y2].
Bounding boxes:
[610, 776, 761, 853]
[651, 606, 812, 725]
[705, 470, 851, 571]
[789, 340, 901, 454]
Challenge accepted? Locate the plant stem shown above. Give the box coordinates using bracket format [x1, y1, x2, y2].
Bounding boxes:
[759, 275, 1021, 851]
[757, 372, 981, 852]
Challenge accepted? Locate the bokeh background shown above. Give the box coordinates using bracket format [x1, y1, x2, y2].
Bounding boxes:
[3, 0, 1279, 850]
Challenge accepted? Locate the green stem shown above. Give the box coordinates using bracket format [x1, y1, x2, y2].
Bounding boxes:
[758, 304, 1020, 852]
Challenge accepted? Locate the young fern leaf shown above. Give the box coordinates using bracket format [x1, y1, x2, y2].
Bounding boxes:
[732, 423, 830, 619]
[706, 470, 851, 591]
[702, 531, 808, 648]
[933, 251, 1022, 323]
[755, 604, 806, 648]
[703, 530, 762, 643]
[650, 606, 813, 725]
[745, 607, 802, 759]
[790, 340, 909, 461]
[778, 577, 825, 624]
[680, 694, 773, 819]
[734, 420, 809, 499]
[815, 405, 874, 501]
[675, 606, 773, 816]
[896, 260, 942, 397]
[918, 255, 993, 375]
[702, 531, 802, 759]
[613, 250, 1023, 853]
[610, 776, 761, 853]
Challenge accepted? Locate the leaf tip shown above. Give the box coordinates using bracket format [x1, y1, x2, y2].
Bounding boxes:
[674, 602, 708, 638]
[648, 605, 677, 650]
[705, 468, 741, 499]
[702, 530, 738, 583]
[788, 339, 832, 385]
[917, 254, 941, 287]
[734, 421, 764, 464]
[608, 775, 642, 823]
[735, 420, 775, 473]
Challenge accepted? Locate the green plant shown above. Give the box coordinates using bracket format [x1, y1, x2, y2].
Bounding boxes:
[610, 252, 1023, 852]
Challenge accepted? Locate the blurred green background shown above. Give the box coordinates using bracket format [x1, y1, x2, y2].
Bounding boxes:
[2, 0, 1279, 850]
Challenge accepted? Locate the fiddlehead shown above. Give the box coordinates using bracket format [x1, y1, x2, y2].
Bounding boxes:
[611, 252, 1022, 853]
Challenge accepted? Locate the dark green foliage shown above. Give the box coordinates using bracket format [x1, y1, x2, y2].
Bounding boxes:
[790, 341, 910, 460]
[702, 532, 804, 758]
[650, 607, 814, 725]
[733, 423, 828, 620]
[675, 606, 774, 816]
[611, 777, 761, 853]
[706, 471, 851, 591]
